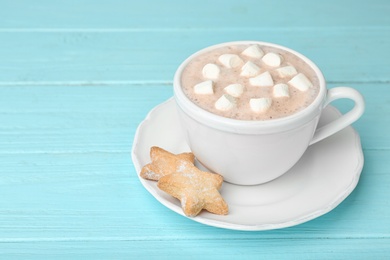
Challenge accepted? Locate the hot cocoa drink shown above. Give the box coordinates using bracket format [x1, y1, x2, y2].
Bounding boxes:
[180, 44, 320, 120]
[174, 41, 364, 185]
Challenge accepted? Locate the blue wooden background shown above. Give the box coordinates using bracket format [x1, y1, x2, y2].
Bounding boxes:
[1, 0, 389, 258]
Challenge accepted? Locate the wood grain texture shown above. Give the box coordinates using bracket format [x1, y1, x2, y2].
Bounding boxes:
[0, 0, 389, 258]
[0, 239, 389, 259]
[1, 0, 389, 29]
[0, 30, 389, 83]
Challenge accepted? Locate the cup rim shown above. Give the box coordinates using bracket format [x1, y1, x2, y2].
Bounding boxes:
[173, 41, 327, 134]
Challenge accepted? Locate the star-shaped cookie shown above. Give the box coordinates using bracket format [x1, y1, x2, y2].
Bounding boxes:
[157, 166, 229, 217]
[140, 146, 195, 181]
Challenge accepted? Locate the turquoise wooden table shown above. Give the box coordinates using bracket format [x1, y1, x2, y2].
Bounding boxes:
[1, 0, 389, 258]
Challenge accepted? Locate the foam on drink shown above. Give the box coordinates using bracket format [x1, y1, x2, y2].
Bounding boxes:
[180, 44, 319, 120]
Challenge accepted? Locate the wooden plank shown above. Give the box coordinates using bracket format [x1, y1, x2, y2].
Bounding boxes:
[0, 149, 388, 239]
[0, 238, 389, 258]
[0, 83, 386, 151]
[1, 0, 389, 29]
[0, 30, 389, 83]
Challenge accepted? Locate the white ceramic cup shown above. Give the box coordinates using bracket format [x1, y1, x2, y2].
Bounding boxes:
[173, 41, 365, 185]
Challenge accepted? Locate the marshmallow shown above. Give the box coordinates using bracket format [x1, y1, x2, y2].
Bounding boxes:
[240, 61, 261, 77]
[288, 73, 313, 91]
[215, 94, 236, 111]
[273, 83, 290, 98]
[276, 65, 298, 78]
[194, 80, 214, 95]
[218, 54, 244, 68]
[224, 83, 244, 97]
[262, 52, 282, 67]
[202, 63, 220, 79]
[249, 71, 274, 87]
[241, 45, 264, 58]
[250, 98, 272, 113]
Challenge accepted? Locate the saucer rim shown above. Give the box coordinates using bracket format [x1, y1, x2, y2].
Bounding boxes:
[131, 98, 364, 231]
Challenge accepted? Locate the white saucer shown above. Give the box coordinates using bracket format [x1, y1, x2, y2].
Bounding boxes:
[132, 98, 364, 231]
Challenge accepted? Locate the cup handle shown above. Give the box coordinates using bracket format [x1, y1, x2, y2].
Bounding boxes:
[309, 87, 365, 145]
